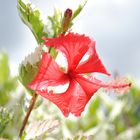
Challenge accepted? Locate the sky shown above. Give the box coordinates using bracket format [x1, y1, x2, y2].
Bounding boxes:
[0, 0, 140, 79]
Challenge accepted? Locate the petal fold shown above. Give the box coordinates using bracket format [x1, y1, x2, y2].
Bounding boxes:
[43, 33, 94, 71]
[28, 53, 68, 91]
[36, 80, 94, 117]
[75, 46, 110, 76]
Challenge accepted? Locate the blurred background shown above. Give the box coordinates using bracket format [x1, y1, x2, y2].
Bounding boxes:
[0, 0, 140, 139]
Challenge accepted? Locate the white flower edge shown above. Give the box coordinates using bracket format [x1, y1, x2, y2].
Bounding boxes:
[21, 45, 44, 66]
[25, 119, 59, 139]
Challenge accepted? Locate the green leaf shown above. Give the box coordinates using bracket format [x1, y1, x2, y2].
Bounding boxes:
[0, 107, 13, 135]
[20, 131, 26, 140]
[73, 135, 93, 140]
[19, 62, 39, 94]
[50, 47, 58, 59]
[88, 95, 100, 116]
[0, 51, 17, 105]
[17, 0, 48, 44]
[0, 51, 10, 84]
[18, 46, 43, 94]
[48, 9, 62, 37]
[0, 76, 17, 105]
[72, 0, 88, 20]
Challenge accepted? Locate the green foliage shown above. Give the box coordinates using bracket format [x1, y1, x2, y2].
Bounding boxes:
[48, 1, 88, 37]
[48, 9, 63, 37]
[0, 51, 17, 105]
[0, 107, 13, 135]
[50, 47, 58, 59]
[18, 45, 43, 96]
[20, 131, 26, 140]
[19, 62, 39, 93]
[0, 51, 23, 139]
[17, 0, 88, 43]
[17, 0, 48, 44]
[72, 0, 88, 20]
[0, 51, 10, 84]
[74, 135, 93, 140]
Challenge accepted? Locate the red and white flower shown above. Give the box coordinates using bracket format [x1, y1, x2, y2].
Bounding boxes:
[28, 32, 131, 117]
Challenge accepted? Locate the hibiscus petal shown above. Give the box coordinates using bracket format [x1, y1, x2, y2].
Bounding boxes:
[43, 33, 94, 71]
[75, 45, 110, 76]
[75, 75, 101, 95]
[36, 79, 94, 117]
[28, 53, 68, 91]
[75, 75, 131, 93]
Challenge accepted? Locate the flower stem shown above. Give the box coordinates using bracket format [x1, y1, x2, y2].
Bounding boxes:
[19, 93, 38, 138]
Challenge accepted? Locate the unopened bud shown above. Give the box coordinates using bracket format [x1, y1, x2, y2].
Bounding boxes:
[62, 8, 73, 34]
[64, 8, 72, 18]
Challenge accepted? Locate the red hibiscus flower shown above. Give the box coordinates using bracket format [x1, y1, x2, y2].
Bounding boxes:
[28, 32, 130, 117]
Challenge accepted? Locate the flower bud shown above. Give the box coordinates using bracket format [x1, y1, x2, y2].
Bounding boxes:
[62, 8, 73, 34]
[64, 8, 72, 18]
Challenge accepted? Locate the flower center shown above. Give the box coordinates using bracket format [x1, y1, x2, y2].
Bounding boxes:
[67, 71, 75, 79]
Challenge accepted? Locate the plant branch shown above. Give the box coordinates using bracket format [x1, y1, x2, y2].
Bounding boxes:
[19, 93, 38, 138]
